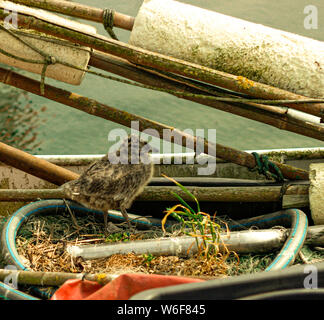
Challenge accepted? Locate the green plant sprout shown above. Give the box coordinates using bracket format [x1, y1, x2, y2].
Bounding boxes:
[161, 174, 237, 262]
[142, 253, 156, 266]
[104, 232, 130, 243]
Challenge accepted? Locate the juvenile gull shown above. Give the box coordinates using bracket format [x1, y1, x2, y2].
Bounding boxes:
[61, 135, 154, 231]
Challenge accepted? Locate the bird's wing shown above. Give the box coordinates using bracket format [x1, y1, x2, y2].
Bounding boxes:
[81, 158, 108, 175]
[66, 164, 150, 199]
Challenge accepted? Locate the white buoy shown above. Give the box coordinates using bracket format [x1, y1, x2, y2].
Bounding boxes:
[0, 0, 95, 85]
[129, 0, 324, 98]
[0, 30, 91, 85]
[309, 163, 324, 225]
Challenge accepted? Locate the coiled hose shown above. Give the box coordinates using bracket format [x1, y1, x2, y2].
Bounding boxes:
[228, 209, 308, 271]
[0, 281, 39, 300]
[0, 199, 172, 300]
[0, 199, 173, 270]
[1, 200, 308, 272]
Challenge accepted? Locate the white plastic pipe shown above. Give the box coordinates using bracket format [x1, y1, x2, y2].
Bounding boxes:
[67, 229, 287, 260]
[130, 0, 324, 98]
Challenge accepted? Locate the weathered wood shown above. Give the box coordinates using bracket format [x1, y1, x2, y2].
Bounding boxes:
[282, 182, 310, 208]
[0, 189, 65, 200]
[89, 52, 324, 142]
[0, 269, 114, 286]
[309, 163, 324, 224]
[0, 8, 322, 118]
[6, 0, 135, 30]
[0, 67, 309, 180]
[282, 195, 309, 208]
[0, 184, 309, 203]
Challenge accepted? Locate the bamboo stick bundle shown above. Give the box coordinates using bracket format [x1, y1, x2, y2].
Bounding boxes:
[89, 51, 324, 142]
[0, 8, 323, 142]
[0, 67, 309, 181]
[0, 1, 320, 185]
[0, 3, 323, 120]
[1, 20, 323, 141]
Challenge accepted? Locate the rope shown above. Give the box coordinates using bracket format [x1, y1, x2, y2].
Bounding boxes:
[103, 9, 118, 40]
[279, 181, 291, 201]
[251, 152, 285, 182]
[40, 55, 56, 95]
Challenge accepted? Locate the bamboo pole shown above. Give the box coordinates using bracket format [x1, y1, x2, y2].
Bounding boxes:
[0, 141, 79, 185]
[0, 269, 115, 286]
[6, 0, 135, 30]
[0, 7, 323, 119]
[0, 269, 211, 286]
[0, 67, 309, 180]
[0, 189, 65, 200]
[89, 51, 324, 141]
[0, 184, 309, 203]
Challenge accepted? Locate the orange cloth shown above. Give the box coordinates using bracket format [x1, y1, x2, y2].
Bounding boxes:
[52, 273, 204, 300]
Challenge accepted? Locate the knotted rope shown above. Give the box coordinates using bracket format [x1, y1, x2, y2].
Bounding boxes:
[251, 152, 285, 182]
[103, 9, 119, 40]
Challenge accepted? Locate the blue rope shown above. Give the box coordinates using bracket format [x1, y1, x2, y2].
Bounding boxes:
[251, 152, 285, 182]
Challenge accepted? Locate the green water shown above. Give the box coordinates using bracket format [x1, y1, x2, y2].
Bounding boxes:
[18, 0, 324, 154]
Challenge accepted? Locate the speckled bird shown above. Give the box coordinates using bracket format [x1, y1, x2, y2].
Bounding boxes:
[61, 134, 154, 232]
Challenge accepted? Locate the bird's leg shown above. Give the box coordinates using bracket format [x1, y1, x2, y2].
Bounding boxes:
[120, 207, 132, 229]
[63, 199, 81, 230]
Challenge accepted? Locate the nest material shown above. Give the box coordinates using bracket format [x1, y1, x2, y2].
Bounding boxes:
[8, 210, 324, 279]
[15, 211, 231, 278]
